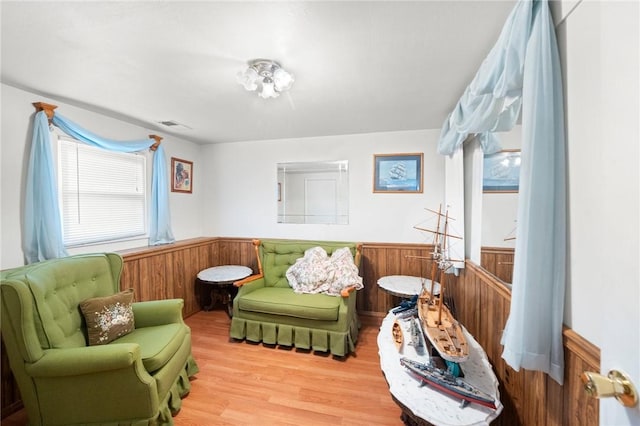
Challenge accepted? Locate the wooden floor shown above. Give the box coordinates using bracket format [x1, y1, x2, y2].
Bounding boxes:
[2, 310, 404, 425]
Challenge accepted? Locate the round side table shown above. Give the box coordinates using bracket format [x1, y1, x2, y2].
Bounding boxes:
[377, 275, 440, 299]
[197, 265, 252, 317]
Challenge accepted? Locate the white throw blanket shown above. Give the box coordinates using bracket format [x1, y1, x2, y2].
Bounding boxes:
[285, 247, 363, 296]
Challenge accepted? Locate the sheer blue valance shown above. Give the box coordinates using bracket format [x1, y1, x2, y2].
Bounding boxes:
[436, 0, 567, 384]
[438, 0, 532, 156]
[23, 110, 175, 264]
[52, 114, 153, 152]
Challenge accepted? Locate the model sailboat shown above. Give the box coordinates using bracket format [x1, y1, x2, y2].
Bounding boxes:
[413, 205, 469, 363]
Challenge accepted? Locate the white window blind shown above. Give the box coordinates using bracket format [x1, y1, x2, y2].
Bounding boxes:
[58, 138, 147, 246]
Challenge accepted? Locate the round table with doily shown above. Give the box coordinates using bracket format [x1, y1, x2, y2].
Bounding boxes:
[196, 265, 252, 317]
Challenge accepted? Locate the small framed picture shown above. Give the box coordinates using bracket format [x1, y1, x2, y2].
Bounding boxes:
[171, 157, 193, 193]
[482, 150, 521, 193]
[373, 153, 424, 193]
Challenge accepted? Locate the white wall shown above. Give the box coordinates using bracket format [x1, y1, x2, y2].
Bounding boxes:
[201, 130, 444, 244]
[558, 1, 639, 424]
[0, 84, 204, 269]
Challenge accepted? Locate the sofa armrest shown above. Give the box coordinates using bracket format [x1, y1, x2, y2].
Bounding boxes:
[235, 276, 265, 295]
[234, 274, 263, 287]
[132, 299, 184, 328]
[340, 285, 357, 298]
[25, 345, 158, 423]
[25, 344, 144, 377]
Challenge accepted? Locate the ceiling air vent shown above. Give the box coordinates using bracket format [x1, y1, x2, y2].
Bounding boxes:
[158, 120, 192, 131]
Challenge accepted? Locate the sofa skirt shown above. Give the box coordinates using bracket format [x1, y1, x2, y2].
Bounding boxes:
[128, 355, 199, 426]
[230, 318, 359, 357]
[156, 355, 199, 425]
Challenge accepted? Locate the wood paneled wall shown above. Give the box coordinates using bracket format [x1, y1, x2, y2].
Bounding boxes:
[481, 246, 515, 284]
[1, 338, 21, 418]
[118, 237, 257, 317]
[119, 237, 258, 317]
[2, 239, 600, 426]
[359, 242, 435, 317]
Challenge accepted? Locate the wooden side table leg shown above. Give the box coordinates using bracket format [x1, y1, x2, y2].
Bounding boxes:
[204, 287, 215, 311]
[226, 284, 239, 318]
[225, 292, 233, 318]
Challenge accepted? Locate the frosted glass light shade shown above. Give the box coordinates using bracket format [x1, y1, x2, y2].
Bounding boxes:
[259, 78, 279, 99]
[273, 68, 294, 91]
[237, 68, 259, 91]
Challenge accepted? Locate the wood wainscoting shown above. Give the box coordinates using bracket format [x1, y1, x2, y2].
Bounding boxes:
[448, 261, 600, 426]
[359, 242, 436, 317]
[481, 246, 515, 284]
[2, 239, 600, 425]
[118, 237, 258, 317]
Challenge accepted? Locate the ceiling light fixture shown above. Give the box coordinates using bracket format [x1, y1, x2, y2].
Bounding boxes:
[237, 59, 294, 99]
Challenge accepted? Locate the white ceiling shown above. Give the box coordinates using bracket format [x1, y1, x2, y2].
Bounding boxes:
[1, 1, 515, 145]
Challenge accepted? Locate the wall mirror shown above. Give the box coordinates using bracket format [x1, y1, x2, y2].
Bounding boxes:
[277, 160, 349, 225]
[464, 129, 521, 286]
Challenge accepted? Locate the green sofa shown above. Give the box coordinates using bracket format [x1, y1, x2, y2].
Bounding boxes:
[0, 253, 198, 426]
[230, 239, 362, 356]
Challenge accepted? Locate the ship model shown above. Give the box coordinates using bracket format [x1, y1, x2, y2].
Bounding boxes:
[412, 205, 469, 363]
[392, 319, 404, 352]
[400, 357, 497, 410]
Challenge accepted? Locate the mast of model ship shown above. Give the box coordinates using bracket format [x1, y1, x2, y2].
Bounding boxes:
[428, 204, 443, 302]
[436, 209, 452, 325]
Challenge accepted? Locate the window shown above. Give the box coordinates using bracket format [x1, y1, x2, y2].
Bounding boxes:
[58, 138, 147, 247]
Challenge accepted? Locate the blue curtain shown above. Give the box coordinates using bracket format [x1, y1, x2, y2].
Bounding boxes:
[23, 112, 174, 263]
[149, 145, 175, 245]
[437, 0, 566, 384]
[23, 111, 68, 263]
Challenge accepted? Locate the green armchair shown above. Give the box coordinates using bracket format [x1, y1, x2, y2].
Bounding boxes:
[230, 239, 363, 357]
[0, 253, 198, 425]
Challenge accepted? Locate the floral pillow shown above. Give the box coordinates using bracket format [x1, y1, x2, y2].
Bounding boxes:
[326, 247, 364, 295]
[79, 289, 135, 346]
[286, 247, 363, 296]
[286, 247, 331, 294]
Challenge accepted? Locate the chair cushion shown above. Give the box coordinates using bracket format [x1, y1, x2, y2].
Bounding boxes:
[79, 289, 135, 345]
[113, 323, 187, 372]
[23, 254, 121, 349]
[237, 287, 341, 321]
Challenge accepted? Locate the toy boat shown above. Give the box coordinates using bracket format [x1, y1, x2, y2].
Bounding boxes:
[400, 357, 497, 410]
[407, 317, 425, 355]
[392, 319, 404, 352]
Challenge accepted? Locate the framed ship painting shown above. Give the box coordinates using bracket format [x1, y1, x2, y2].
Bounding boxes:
[373, 153, 423, 193]
[171, 157, 193, 193]
[482, 150, 520, 193]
